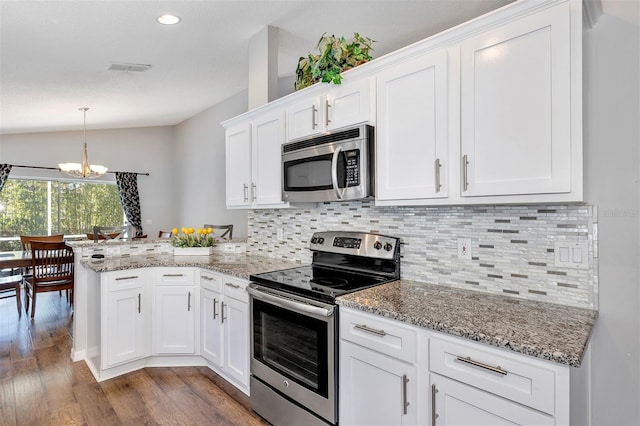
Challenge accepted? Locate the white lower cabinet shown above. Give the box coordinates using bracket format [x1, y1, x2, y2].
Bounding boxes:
[430, 373, 554, 426]
[103, 271, 148, 368]
[152, 269, 197, 354]
[200, 271, 250, 393]
[341, 340, 418, 426]
[339, 307, 570, 426]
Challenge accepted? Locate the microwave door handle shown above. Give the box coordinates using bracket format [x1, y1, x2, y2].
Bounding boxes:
[331, 147, 346, 200]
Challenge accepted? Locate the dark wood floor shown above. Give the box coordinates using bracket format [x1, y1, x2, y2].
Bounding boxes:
[0, 291, 267, 425]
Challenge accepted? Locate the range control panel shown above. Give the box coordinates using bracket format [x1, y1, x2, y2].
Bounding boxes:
[309, 231, 399, 260]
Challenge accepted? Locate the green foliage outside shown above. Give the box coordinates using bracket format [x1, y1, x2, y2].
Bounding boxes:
[0, 179, 124, 251]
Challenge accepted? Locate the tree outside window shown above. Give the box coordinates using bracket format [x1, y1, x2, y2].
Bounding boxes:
[0, 178, 124, 251]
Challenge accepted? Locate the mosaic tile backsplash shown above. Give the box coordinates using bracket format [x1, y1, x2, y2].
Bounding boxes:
[247, 201, 598, 309]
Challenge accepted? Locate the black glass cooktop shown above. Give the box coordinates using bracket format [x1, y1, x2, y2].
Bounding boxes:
[250, 265, 391, 303]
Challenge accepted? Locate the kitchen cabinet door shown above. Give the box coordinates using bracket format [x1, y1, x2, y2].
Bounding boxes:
[326, 77, 373, 131]
[251, 110, 288, 207]
[286, 94, 324, 141]
[222, 291, 249, 388]
[340, 340, 418, 426]
[376, 50, 450, 204]
[152, 285, 196, 354]
[201, 287, 223, 367]
[430, 374, 554, 426]
[225, 123, 252, 208]
[460, 2, 573, 198]
[105, 286, 147, 368]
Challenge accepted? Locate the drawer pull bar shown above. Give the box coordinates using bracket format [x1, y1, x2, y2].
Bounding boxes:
[354, 324, 386, 337]
[115, 276, 138, 281]
[402, 374, 409, 415]
[201, 275, 214, 281]
[431, 384, 438, 426]
[225, 282, 241, 289]
[163, 273, 184, 277]
[456, 356, 508, 375]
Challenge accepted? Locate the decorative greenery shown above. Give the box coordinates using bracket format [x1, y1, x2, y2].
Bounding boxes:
[295, 32, 375, 91]
[171, 227, 217, 248]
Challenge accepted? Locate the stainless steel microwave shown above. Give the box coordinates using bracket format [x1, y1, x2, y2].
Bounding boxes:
[282, 124, 374, 203]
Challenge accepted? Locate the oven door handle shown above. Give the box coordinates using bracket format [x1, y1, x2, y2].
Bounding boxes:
[247, 286, 335, 317]
[331, 147, 346, 200]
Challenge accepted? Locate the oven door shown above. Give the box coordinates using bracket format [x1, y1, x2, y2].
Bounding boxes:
[248, 285, 337, 424]
[282, 138, 369, 203]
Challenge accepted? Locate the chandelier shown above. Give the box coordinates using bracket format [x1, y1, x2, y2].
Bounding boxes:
[58, 107, 108, 178]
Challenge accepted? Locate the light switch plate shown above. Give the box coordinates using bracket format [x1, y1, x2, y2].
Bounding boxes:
[457, 238, 472, 260]
[554, 242, 588, 269]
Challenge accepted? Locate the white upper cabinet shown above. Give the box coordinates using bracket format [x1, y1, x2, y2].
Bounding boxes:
[460, 1, 578, 200]
[225, 123, 252, 208]
[376, 50, 451, 204]
[225, 109, 288, 209]
[286, 77, 374, 141]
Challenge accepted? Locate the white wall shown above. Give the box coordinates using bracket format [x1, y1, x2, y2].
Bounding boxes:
[173, 90, 249, 237]
[583, 12, 640, 426]
[0, 126, 177, 237]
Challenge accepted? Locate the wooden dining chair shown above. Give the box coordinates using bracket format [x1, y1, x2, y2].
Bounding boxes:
[0, 274, 22, 314]
[158, 230, 172, 238]
[20, 234, 67, 299]
[23, 241, 74, 319]
[92, 225, 128, 241]
[203, 224, 233, 240]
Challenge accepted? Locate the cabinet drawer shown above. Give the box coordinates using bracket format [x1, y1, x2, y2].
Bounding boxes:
[222, 277, 248, 302]
[429, 336, 557, 414]
[106, 270, 144, 292]
[340, 308, 417, 364]
[154, 268, 195, 285]
[200, 270, 222, 293]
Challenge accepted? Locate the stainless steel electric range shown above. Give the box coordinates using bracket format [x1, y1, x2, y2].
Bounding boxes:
[247, 231, 401, 426]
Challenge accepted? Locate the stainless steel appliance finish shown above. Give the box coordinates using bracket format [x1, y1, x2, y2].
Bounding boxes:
[282, 124, 374, 203]
[249, 231, 401, 426]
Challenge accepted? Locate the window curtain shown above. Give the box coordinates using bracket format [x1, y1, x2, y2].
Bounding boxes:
[115, 172, 143, 237]
[0, 164, 11, 192]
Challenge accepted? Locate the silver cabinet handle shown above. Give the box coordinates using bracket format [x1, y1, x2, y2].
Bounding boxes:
[213, 298, 218, 319]
[325, 100, 331, 126]
[137, 293, 141, 313]
[187, 291, 192, 311]
[431, 384, 438, 426]
[116, 275, 138, 281]
[243, 184, 249, 202]
[201, 275, 214, 281]
[251, 182, 257, 202]
[221, 301, 226, 323]
[435, 158, 442, 193]
[312, 105, 318, 129]
[354, 324, 386, 336]
[462, 154, 469, 191]
[402, 374, 410, 415]
[163, 273, 184, 277]
[225, 282, 240, 289]
[456, 356, 508, 375]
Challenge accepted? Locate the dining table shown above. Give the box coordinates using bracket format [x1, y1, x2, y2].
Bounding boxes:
[0, 251, 32, 269]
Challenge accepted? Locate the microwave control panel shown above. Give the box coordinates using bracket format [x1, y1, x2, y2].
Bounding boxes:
[345, 149, 360, 187]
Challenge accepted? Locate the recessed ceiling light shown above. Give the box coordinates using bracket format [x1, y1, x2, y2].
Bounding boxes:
[157, 14, 181, 25]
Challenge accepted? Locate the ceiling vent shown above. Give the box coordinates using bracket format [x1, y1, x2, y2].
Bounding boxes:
[108, 62, 152, 72]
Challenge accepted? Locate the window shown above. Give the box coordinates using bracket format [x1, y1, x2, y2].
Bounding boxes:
[0, 178, 124, 251]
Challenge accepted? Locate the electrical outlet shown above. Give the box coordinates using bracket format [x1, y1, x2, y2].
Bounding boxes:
[457, 238, 472, 260]
[554, 241, 588, 269]
[276, 228, 284, 241]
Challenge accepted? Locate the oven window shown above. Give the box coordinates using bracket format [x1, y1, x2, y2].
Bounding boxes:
[253, 299, 329, 397]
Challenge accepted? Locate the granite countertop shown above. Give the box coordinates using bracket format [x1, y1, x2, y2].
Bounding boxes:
[81, 252, 300, 281]
[69, 237, 248, 248]
[337, 280, 597, 367]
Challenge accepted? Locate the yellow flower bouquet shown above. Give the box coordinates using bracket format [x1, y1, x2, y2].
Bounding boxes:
[171, 227, 217, 248]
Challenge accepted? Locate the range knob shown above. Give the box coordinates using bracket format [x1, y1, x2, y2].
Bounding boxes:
[373, 241, 382, 250]
[384, 243, 393, 252]
[311, 237, 318, 244]
[317, 237, 325, 244]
